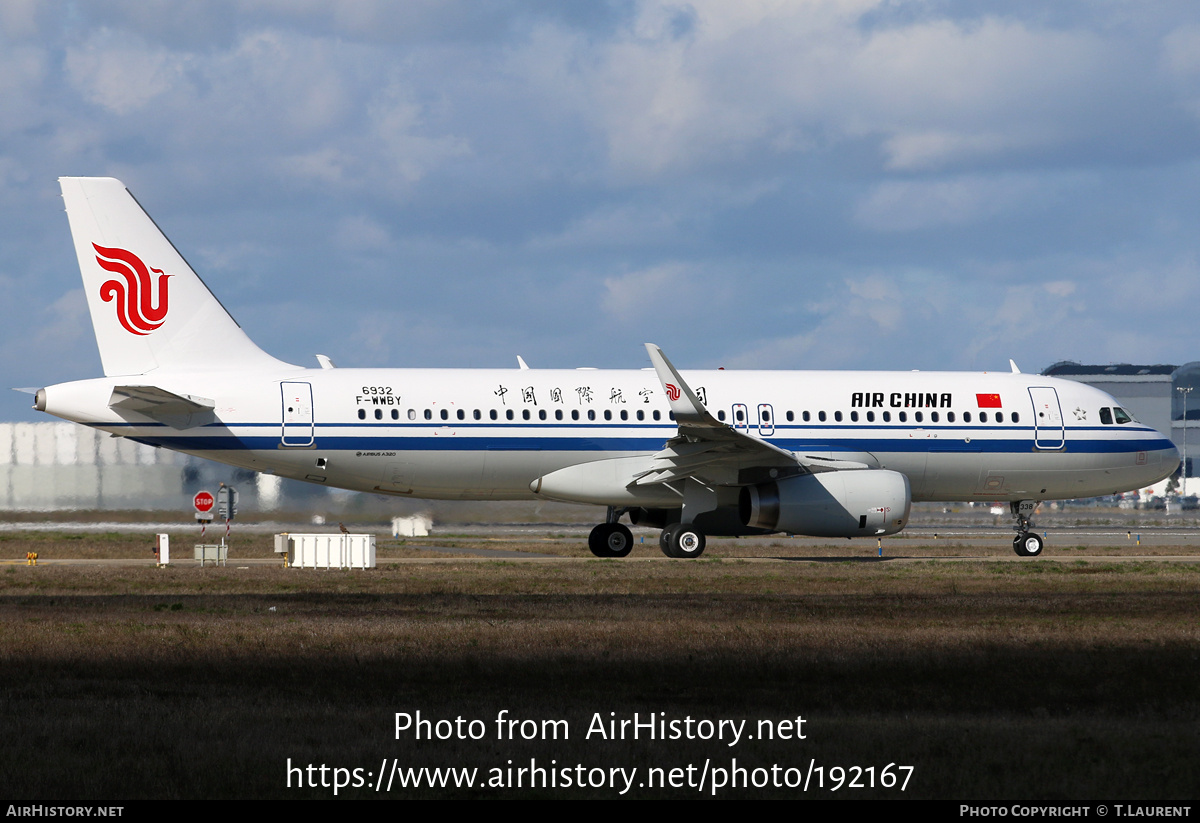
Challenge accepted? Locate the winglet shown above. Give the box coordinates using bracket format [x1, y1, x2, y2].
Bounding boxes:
[517, 356, 530, 370]
[644, 343, 721, 427]
[1009, 359, 1021, 374]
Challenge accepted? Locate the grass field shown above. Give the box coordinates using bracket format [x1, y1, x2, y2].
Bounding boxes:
[1, 529, 1198, 799]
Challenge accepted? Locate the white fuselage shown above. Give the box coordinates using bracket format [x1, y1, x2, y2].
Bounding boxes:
[39, 365, 1179, 505]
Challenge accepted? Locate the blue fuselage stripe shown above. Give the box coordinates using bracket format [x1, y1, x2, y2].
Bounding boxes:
[122, 429, 1176, 455]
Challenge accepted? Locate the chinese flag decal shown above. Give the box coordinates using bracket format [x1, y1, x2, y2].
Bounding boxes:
[976, 393, 1002, 408]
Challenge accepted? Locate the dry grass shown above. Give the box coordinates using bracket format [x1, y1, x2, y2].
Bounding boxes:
[1, 533, 1198, 799]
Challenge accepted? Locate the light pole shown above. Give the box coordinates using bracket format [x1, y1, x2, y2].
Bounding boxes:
[1177, 386, 1192, 500]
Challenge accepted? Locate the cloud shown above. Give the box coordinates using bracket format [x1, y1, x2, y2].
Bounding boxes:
[65, 29, 187, 115]
[548, 4, 1128, 177]
[334, 215, 391, 251]
[601, 262, 689, 321]
[1043, 281, 1076, 299]
[854, 174, 1052, 232]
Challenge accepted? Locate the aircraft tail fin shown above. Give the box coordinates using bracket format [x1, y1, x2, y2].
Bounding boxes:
[59, 177, 290, 376]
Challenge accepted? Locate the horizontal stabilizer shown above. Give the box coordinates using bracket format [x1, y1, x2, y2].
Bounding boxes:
[109, 385, 214, 426]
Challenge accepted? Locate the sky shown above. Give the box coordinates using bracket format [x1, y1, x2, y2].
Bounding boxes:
[6, 0, 1200, 422]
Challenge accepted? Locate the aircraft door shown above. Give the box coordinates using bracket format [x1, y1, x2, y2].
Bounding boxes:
[281, 382, 315, 447]
[731, 403, 750, 432]
[1028, 387, 1064, 449]
[757, 404, 775, 436]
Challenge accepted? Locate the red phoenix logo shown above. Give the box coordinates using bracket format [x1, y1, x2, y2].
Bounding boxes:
[666, 383, 681, 401]
[94, 243, 172, 335]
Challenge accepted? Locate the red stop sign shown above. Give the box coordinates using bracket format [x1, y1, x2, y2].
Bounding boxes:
[194, 491, 215, 513]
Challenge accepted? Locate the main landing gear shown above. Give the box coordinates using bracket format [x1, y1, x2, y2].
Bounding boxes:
[1010, 500, 1044, 557]
[587, 508, 707, 558]
[660, 523, 706, 558]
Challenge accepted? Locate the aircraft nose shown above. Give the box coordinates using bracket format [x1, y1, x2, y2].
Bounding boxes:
[1166, 440, 1182, 475]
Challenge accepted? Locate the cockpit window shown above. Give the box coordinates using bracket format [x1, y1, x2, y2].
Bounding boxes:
[1113, 407, 1133, 424]
[1099, 407, 1113, 425]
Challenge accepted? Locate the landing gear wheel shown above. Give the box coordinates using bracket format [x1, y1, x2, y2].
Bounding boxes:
[659, 527, 677, 558]
[659, 523, 706, 559]
[1013, 532, 1044, 557]
[1009, 500, 1044, 557]
[588, 523, 633, 558]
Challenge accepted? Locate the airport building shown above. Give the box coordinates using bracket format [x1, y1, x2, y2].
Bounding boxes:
[0, 421, 299, 512]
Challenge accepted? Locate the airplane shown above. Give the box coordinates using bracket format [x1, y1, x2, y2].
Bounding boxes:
[33, 177, 1180, 559]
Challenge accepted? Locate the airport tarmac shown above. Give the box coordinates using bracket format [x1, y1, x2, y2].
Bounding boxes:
[4, 524, 1200, 564]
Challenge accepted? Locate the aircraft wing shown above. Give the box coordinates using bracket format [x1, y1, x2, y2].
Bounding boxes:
[638, 344, 868, 488]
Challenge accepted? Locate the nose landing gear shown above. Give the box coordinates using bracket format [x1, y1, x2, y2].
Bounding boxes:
[1011, 500, 1044, 557]
[588, 506, 634, 557]
[588, 521, 633, 557]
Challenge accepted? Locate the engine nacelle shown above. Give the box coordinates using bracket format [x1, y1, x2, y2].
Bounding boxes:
[739, 470, 911, 537]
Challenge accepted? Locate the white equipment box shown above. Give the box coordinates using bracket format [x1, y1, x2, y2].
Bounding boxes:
[276, 533, 376, 569]
[194, 543, 228, 566]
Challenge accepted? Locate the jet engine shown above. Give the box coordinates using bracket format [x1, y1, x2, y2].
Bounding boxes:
[739, 470, 911, 537]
